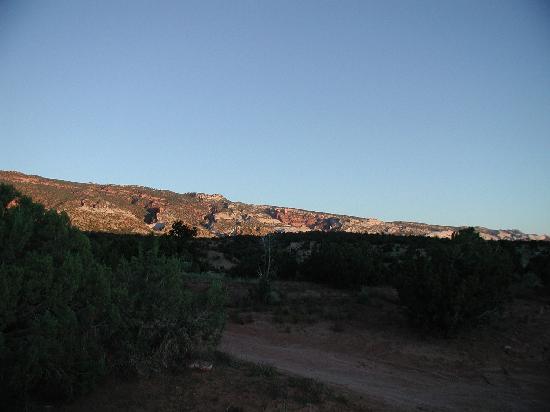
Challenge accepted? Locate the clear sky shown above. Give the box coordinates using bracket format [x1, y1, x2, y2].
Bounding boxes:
[1, 1, 549, 234]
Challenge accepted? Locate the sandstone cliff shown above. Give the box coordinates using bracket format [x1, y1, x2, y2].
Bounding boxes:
[1, 171, 547, 241]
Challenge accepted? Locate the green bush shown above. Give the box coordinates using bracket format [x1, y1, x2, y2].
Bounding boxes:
[397, 228, 513, 335]
[301, 240, 385, 289]
[0, 184, 226, 404]
[109, 249, 225, 372]
[527, 251, 550, 288]
[0, 185, 113, 401]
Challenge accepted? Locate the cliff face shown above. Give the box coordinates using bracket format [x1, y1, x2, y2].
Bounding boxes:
[1, 171, 548, 241]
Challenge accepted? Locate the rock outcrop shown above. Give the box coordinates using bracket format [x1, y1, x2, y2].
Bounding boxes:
[1, 170, 547, 241]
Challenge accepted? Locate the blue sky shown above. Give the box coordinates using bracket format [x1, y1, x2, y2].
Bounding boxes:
[1, 1, 549, 234]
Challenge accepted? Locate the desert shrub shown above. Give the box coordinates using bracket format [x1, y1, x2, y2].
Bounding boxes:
[228, 251, 263, 278]
[0, 184, 226, 404]
[527, 250, 550, 289]
[247, 278, 281, 307]
[397, 228, 513, 335]
[0, 185, 114, 401]
[273, 249, 300, 280]
[88, 230, 194, 268]
[109, 249, 226, 372]
[301, 240, 386, 289]
[249, 362, 275, 378]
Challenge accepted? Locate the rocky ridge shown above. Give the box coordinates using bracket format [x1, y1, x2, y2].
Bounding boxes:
[1, 171, 548, 241]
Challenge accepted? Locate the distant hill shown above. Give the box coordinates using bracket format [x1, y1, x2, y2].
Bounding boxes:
[1, 171, 548, 241]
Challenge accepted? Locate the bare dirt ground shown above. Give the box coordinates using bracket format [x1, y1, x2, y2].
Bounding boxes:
[221, 282, 550, 412]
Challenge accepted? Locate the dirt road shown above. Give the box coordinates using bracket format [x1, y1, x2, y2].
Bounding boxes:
[220, 319, 550, 411]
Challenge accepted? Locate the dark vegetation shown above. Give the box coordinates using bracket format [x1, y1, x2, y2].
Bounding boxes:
[211, 227, 549, 334]
[397, 228, 514, 334]
[1, 183, 549, 406]
[0, 185, 224, 407]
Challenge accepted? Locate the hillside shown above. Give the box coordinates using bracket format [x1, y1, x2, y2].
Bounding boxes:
[1, 170, 547, 241]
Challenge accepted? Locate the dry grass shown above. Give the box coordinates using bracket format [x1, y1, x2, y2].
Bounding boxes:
[50, 352, 372, 412]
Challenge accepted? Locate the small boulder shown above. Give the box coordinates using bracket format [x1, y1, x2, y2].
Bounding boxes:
[188, 361, 213, 371]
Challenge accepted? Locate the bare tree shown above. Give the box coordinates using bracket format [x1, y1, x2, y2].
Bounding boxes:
[257, 234, 273, 302]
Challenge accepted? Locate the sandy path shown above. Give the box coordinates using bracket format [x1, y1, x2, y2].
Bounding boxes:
[220, 322, 549, 411]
